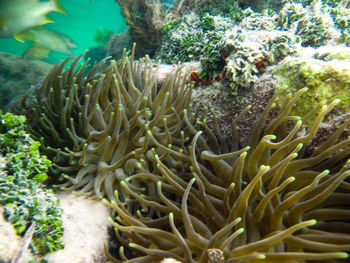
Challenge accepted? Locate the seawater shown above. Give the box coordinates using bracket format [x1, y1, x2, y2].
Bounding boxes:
[0, 0, 127, 64]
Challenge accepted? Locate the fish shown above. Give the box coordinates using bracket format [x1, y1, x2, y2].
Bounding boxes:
[15, 27, 78, 59]
[0, 0, 67, 38]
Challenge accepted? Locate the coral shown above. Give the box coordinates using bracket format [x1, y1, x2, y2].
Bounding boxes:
[113, 0, 241, 58]
[224, 28, 299, 91]
[0, 111, 64, 255]
[273, 46, 350, 119]
[324, 1, 350, 45]
[15, 45, 192, 202]
[265, 32, 301, 63]
[198, 0, 243, 21]
[238, 0, 285, 12]
[157, 12, 231, 78]
[103, 88, 350, 262]
[157, 6, 302, 88]
[278, 1, 341, 47]
[224, 28, 264, 91]
[239, 8, 279, 31]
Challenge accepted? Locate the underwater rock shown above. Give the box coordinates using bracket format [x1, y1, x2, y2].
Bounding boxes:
[108, 28, 156, 60]
[273, 45, 350, 120]
[0, 208, 38, 262]
[0, 52, 52, 110]
[0, 193, 110, 263]
[191, 69, 277, 147]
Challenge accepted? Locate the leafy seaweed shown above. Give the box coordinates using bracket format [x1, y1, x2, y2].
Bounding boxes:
[0, 111, 64, 255]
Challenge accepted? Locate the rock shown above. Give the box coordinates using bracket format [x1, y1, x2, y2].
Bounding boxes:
[43, 192, 110, 263]
[0, 207, 38, 262]
[0, 52, 52, 110]
[273, 45, 350, 120]
[0, 191, 110, 263]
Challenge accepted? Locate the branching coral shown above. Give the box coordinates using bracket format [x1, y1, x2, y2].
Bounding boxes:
[103, 88, 350, 262]
[15, 45, 192, 202]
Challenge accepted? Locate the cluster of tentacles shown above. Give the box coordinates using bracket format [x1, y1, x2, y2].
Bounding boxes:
[15, 44, 192, 202]
[103, 88, 350, 262]
[14, 47, 350, 262]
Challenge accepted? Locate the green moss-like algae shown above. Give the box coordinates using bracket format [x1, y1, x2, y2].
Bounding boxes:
[273, 47, 350, 119]
[0, 111, 64, 255]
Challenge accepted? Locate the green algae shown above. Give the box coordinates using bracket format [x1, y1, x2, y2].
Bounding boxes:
[0, 111, 64, 255]
[273, 48, 350, 119]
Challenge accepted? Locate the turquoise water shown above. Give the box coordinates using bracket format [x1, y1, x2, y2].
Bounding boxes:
[0, 0, 127, 64]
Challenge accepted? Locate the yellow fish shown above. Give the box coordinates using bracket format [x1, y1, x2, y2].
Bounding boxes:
[16, 27, 78, 59]
[0, 0, 67, 38]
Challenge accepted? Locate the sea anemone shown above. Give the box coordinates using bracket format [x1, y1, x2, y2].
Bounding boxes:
[103, 88, 350, 262]
[14, 45, 350, 262]
[16, 44, 192, 201]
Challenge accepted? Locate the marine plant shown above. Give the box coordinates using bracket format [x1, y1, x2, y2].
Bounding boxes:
[103, 88, 350, 262]
[16, 45, 192, 202]
[0, 111, 64, 255]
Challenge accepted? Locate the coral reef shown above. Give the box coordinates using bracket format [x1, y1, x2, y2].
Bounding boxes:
[155, 0, 348, 91]
[11, 42, 350, 262]
[324, 0, 350, 45]
[238, 0, 285, 12]
[278, 1, 341, 47]
[157, 12, 231, 78]
[111, 0, 243, 59]
[103, 88, 350, 262]
[224, 28, 300, 91]
[0, 111, 64, 255]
